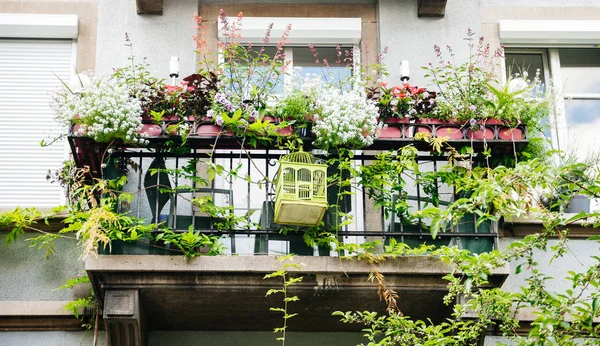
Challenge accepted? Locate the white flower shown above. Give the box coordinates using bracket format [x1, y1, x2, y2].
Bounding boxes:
[507, 78, 529, 97]
[51, 74, 143, 143]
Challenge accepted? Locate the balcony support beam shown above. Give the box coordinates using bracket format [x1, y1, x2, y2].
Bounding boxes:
[87, 256, 508, 332]
[136, 0, 163, 15]
[103, 290, 146, 346]
[418, 0, 448, 18]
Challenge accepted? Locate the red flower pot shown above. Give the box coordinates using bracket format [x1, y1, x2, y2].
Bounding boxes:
[379, 126, 403, 138]
[262, 116, 281, 123]
[276, 126, 294, 136]
[139, 124, 162, 137]
[195, 124, 222, 136]
[467, 120, 496, 140]
[498, 126, 523, 140]
[416, 119, 463, 139]
[379, 117, 410, 138]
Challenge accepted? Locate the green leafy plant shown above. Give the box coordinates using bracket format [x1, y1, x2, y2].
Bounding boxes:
[264, 254, 304, 345]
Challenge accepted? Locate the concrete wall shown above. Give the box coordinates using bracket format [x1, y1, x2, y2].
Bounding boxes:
[377, 0, 482, 88]
[0, 331, 105, 346]
[0, 234, 84, 301]
[0, 0, 97, 72]
[499, 237, 600, 294]
[95, 0, 198, 79]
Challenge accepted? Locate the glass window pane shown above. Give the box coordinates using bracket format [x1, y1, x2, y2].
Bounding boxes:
[564, 99, 600, 158]
[293, 46, 353, 84]
[559, 49, 600, 94]
[226, 46, 284, 95]
[505, 52, 546, 85]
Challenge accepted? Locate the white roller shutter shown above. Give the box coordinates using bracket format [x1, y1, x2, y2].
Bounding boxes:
[0, 39, 73, 209]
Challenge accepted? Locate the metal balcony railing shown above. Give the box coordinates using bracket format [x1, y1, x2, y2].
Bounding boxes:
[90, 147, 498, 256]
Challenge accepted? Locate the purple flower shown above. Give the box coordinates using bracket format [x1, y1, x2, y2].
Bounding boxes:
[469, 105, 477, 112]
[215, 116, 223, 126]
[207, 109, 215, 118]
[469, 118, 477, 127]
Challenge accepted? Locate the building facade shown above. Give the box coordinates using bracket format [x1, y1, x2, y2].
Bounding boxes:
[1, 0, 599, 345]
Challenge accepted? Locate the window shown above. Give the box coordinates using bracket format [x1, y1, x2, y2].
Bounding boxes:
[559, 48, 600, 158]
[218, 17, 360, 89]
[210, 17, 364, 254]
[0, 14, 77, 209]
[505, 48, 600, 159]
[501, 20, 600, 160]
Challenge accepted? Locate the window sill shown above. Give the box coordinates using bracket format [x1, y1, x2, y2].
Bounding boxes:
[501, 213, 600, 238]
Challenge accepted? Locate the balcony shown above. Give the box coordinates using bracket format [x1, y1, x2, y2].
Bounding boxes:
[66, 125, 513, 344]
[68, 121, 516, 257]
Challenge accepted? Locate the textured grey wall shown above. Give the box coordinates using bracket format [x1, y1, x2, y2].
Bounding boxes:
[377, 0, 482, 88]
[95, 0, 198, 78]
[482, 0, 600, 6]
[0, 331, 106, 346]
[0, 234, 83, 300]
[498, 237, 600, 294]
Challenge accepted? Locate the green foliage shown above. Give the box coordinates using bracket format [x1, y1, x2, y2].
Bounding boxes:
[59, 274, 96, 329]
[264, 254, 304, 345]
[155, 229, 224, 258]
[59, 275, 90, 290]
[270, 90, 314, 122]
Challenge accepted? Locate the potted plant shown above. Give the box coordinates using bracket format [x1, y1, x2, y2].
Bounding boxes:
[371, 81, 436, 139]
[52, 72, 147, 146]
[418, 30, 503, 141]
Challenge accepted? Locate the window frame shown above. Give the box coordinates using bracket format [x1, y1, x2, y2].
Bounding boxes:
[0, 14, 78, 210]
[501, 19, 600, 154]
[216, 17, 362, 92]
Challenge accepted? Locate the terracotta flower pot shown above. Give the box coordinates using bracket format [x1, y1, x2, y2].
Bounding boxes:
[139, 124, 162, 137]
[262, 115, 282, 123]
[379, 117, 410, 138]
[467, 120, 497, 140]
[276, 126, 294, 136]
[195, 124, 222, 136]
[416, 119, 463, 139]
[498, 126, 523, 140]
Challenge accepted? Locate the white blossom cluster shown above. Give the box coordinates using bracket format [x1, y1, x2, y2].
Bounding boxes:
[51, 74, 145, 144]
[312, 83, 381, 149]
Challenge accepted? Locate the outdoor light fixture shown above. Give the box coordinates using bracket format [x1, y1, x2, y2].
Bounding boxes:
[169, 56, 179, 85]
[400, 60, 410, 82]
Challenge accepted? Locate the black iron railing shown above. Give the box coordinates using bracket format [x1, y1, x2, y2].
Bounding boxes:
[87, 147, 497, 256]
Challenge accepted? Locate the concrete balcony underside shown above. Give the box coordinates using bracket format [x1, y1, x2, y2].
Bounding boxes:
[86, 255, 509, 333]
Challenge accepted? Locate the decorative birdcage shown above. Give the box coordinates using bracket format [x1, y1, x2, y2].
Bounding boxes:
[274, 151, 328, 226]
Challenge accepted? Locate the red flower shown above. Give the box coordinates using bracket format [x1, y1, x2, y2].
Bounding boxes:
[165, 85, 181, 93]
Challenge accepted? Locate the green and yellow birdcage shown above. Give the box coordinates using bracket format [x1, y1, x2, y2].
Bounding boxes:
[274, 151, 328, 226]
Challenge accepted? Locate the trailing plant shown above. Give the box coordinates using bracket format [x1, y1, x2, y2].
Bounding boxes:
[59, 275, 97, 330]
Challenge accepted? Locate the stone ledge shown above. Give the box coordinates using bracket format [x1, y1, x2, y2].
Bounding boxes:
[0, 301, 73, 316]
[0, 301, 83, 331]
[86, 255, 509, 332]
[86, 254, 489, 275]
[502, 213, 600, 238]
